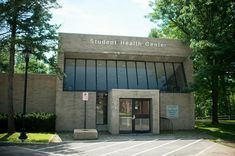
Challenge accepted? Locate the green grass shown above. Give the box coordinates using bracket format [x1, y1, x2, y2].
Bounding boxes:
[195, 120, 235, 143]
[0, 133, 54, 143]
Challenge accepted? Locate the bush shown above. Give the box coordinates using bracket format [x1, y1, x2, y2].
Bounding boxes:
[0, 114, 8, 133]
[0, 112, 56, 133]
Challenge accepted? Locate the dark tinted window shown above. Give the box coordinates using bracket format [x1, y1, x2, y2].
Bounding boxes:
[97, 60, 107, 91]
[136, 62, 148, 89]
[64, 59, 75, 91]
[165, 63, 177, 92]
[117, 61, 127, 89]
[63, 59, 187, 92]
[174, 63, 187, 91]
[107, 61, 117, 90]
[146, 62, 157, 89]
[75, 60, 85, 90]
[127, 61, 137, 89]
[86, 60, 96, 90]
[155, 63, 166, 90]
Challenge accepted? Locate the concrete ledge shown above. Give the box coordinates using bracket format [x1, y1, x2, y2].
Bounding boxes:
[74, 129, 98, 140]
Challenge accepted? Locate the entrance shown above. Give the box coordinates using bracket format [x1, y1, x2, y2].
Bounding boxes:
[119, 99, 150, 133]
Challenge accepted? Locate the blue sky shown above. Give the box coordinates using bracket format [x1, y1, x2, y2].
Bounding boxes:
[51, 0, 156, 37]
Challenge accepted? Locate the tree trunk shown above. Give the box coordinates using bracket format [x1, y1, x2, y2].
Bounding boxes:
[7, 12, 17, 134]
[220, 75, 229, 115]
[211, 74, 219, 125]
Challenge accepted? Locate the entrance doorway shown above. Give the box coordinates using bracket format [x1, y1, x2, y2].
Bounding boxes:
[119, 99, 150, 133]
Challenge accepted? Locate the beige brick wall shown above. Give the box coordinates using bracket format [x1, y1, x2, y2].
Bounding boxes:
[0, 73, 56, 113]
[160, 93, 195, 130]
[55, 92, 96, 131]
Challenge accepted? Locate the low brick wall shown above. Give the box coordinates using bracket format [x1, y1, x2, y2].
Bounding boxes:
[0, 73, 56, 113]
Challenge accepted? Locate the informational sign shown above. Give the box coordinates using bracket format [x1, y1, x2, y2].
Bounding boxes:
[82, 92, 89, 101]
[166, 105, 179, 118]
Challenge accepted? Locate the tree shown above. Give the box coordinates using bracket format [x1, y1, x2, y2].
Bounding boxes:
[148, 0, 235, 124]
[15, 57, 51, 74]
[0, 0, 60, 133]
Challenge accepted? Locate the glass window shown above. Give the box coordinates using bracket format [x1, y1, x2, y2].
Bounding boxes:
[146, 62, 158, 89]
[119, 99, 132, 131]
[75, 60, 85, 90]
[96, 93, 108, 124]
[107, 61, 117, 90]
[127, 61, 137, 89]
[155, 63, 167, 90]
[136, 62, 148, 89]
[97, 60, 107, 91]
[165, 63, 177, 92]
[63, 59, 187, 93]
[117, 61, 127, 89]
[134, 100, 149, 115]
[86, 60, 96, 90]
[64, 59, 75, 91]
[174, 63, 187, 91]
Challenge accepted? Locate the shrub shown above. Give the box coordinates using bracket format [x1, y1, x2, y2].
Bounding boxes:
[0, 114, 8, 133]
[0, 112, 56, 133]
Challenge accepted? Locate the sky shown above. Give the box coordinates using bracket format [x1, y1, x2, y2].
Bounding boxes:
[51, 0, 156, 37]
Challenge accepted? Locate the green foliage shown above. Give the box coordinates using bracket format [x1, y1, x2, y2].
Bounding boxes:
[0, 52, 8, 72]
[0, 0, 61, 71]
[148, 0, 235, 122]
[0, 0, 61, 133]
[15, 55, 51, 74]
[0, 112, 56, 133]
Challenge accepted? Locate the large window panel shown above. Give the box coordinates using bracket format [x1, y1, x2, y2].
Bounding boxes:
[107, 61, 117, 90]
[96, 93, 108, 124]
[117, 61, 128, 89]
[75, 60, 85, 90]
[146, 62, 157, 89]
[165, 63, 177, 92]
[64, 59, 75, 91]
[155, 63, 166, 90]
[63, 58, 187, 93]
[174, 63, 187, 91]
[97, 60, 107, 91]
[86, 60, 96, 90]
[136, 62, 148, 89]
[127, 61, 137, 89]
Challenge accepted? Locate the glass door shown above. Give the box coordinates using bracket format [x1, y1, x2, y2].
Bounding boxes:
[119, 99, 132, 132]
[134, 99, 150, 132]
[119, 99, 150, 133]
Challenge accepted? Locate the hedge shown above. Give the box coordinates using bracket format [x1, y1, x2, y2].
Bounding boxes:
[0, 112, 56, 133]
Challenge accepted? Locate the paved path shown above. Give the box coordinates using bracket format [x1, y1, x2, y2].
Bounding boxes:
[0, 135, 234, 156]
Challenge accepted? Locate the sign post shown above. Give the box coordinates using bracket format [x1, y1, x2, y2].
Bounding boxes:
[82, 92, 88, 129]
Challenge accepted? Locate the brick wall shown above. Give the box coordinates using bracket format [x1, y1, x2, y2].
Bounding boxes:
[0, 73, 56, 113]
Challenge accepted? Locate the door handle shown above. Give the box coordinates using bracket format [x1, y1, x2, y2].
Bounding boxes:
[132, 115, 135, 120]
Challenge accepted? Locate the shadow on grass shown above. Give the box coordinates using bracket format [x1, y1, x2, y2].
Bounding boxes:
[0, 133, 14, 142]
[195, 120, 235, 142]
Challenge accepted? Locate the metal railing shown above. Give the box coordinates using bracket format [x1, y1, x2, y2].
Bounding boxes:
[160, 117, 173, 133]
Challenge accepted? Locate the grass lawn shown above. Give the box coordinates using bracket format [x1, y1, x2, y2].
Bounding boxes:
[0, 133, 54, 143]
[195, 120, 235, 145]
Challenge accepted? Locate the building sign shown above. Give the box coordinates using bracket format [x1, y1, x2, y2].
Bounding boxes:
[82, 92, 89, 101]
[89, 38, 167, 48]
[166, 105, 179, 118]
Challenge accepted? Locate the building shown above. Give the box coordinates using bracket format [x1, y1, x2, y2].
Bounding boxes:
[56, 33, 194, 134]
[0, 33, 194, 134]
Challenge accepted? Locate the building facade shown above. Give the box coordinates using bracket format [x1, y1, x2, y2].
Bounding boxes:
[56, 33, 195, 134]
